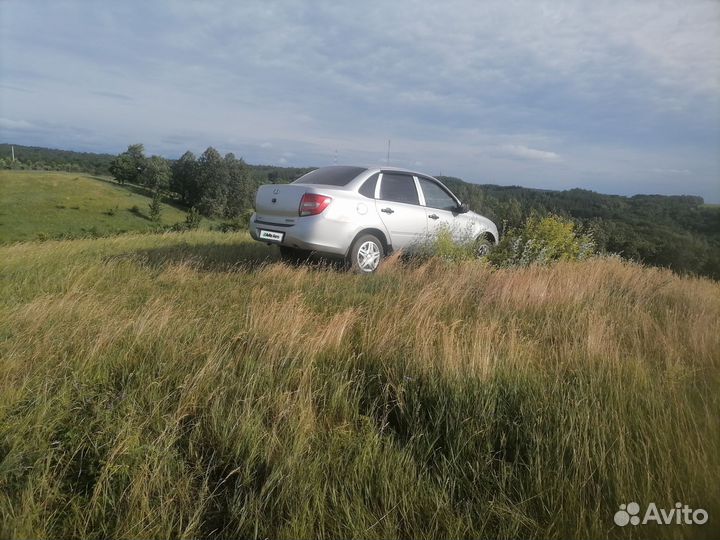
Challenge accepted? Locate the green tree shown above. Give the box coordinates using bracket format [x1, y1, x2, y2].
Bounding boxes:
[224, 153, 252, 218]
[109, 143, 146, 185]
[149, 191, 162, 223]
[140, 155, 171, 191]
[170, 151, 199, 206]
[196, 147, 228, 217]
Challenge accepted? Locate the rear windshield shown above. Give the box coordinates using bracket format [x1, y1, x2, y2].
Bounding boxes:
[292, 166, 367, 186]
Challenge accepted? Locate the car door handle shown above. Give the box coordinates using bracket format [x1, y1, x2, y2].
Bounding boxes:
[428, 213, 439, 220]
[381, 207, 395, 214]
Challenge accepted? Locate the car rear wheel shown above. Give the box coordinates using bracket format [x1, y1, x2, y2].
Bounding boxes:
[349, 234, 384, 273]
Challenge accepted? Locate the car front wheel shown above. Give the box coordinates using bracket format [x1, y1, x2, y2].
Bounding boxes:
[474, 234, 494, 258]
[349, 234, 384, 273]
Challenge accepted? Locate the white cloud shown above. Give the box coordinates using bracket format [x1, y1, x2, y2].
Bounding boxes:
[651, 168, 692, 175]
[0, 0, 718, 201]
[0, 117, 35, 131]
[500, 145, 562, 163]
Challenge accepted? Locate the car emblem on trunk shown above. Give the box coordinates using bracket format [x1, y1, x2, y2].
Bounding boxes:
[273, 188, 280, 194]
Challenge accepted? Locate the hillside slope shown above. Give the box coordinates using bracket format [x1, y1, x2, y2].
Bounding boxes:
[1, 231, 719, 539]
[0, 143, 115, 175]
[0, 170, 188, 242]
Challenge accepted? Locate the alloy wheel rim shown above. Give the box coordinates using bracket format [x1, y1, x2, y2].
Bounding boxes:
[476, 243, 490, 257]
[357, 241, 380, 271]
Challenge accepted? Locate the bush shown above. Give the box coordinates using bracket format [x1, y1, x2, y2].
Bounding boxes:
[430, 228, 477, 262]
[213, 209, 254, 233]
[149, 191, 162, 223]
[488, 214, 595, 267]
[184, 207, 202, 230]
[213, 219, 246, 233]
[403, 226, 484, 265]
[169, 207, 203, 232]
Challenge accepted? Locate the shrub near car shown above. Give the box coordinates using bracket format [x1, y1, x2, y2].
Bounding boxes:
[250, 165, 499, 273]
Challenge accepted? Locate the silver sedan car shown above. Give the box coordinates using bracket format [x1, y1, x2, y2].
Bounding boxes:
[249, 166, 499, 273]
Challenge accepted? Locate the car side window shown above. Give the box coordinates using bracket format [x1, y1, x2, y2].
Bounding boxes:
[379, 173, 419, 205]
[358, 173, 379, 199]
[418, 177, 458, 211]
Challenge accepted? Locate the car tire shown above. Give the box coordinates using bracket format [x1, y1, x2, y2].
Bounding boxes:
[474, 234, 494, 258]
[279, 246, 310, 264]
[349, 234, 384, 273]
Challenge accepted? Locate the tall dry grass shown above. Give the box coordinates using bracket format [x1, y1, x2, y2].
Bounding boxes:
[1, 231, 719, 539]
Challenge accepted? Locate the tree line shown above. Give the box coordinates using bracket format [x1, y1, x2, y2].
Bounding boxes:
[108, 143, 263, 220]
[440, 177, 720, 279]
[0, 144, 114, 176]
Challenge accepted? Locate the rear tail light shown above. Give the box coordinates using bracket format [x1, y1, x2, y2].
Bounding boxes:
[299, 193, 332, 216]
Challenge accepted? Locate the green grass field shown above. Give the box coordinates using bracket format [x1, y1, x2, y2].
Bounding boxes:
[0, 170, 189, 242]
[1, 230, 718, 539]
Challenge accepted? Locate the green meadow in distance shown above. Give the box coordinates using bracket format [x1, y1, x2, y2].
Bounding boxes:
[0, 170, 189, 243]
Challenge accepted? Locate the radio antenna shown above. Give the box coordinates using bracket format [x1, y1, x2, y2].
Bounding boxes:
[386, 139, 391, 165]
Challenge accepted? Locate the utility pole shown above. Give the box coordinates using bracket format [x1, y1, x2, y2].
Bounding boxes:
[386, 139, 391, 165]
[11, 145, 15, 162]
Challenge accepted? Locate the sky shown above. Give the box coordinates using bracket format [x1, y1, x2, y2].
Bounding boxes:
[1, 1, 719, 202]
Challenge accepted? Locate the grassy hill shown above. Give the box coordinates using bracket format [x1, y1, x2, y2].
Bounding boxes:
[1, 231, 718, 539]
[0, 170, 189, 243]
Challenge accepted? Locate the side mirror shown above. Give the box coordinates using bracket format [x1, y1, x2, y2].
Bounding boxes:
[457, 202, 470, 214]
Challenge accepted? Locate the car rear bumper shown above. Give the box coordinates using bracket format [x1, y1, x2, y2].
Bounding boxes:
[249, 213, 355, 256]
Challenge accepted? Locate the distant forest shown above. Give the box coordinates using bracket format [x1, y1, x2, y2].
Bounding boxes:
[2, 143, 718, 279]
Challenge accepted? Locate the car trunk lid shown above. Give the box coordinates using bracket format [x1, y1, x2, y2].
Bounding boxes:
[254, 184, 311, 218]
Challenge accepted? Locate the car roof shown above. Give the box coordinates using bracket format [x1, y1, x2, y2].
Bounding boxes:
[295, 165, 445, 190]
[360, 165, 439, 179]
[304, 164, 441, 180]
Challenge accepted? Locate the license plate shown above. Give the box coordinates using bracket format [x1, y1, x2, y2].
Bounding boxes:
[259, 229, 284, 242]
